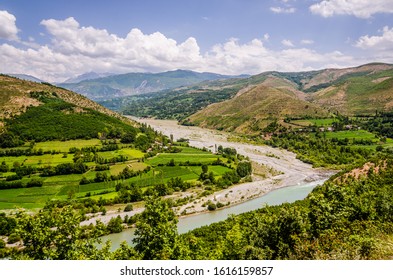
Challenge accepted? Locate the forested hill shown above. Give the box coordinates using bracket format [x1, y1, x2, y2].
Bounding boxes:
[0, 74, 140, 146]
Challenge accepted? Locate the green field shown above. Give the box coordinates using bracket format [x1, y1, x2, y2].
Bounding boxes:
[146, 149, 223, 166]
[323, 129, 377, 140]
[316, 129, 393, 151]
[290, 118, 337, 127]
[1, 153, 73, 168]
[34, 139, 102, 152]
[0, 140, 232, 210]
[97, 148, 144, 159]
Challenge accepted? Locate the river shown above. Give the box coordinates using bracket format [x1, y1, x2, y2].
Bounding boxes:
[99, 118, 334, 250]
[101, 178, 326, 250]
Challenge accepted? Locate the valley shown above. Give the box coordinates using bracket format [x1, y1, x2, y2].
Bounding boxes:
[1, 64, 393, 260]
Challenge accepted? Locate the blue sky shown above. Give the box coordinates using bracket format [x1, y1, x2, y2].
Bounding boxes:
[1, 0, 393, 81]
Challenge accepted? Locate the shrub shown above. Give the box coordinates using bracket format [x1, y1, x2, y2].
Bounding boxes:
[7, 233, 21, 244]
[207, 201, 217, 211]
[107, 216, 123, 233]
[216, 202, 225, 208]
[124, 204, 133, 212]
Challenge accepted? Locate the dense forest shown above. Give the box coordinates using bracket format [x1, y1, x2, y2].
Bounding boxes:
[1, 92, 139, 146]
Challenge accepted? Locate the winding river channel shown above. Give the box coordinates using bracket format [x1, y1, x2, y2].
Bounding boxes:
[102, 178, 327, 249]
[98, 118, 334, 250]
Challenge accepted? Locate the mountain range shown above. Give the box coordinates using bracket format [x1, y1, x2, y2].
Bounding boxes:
[63, 72, 115, 83]
[3, 62, 393, 136]
[58, 70, 247, 100]
[105, 63, 393, 134]
[187, 63, 393, 133]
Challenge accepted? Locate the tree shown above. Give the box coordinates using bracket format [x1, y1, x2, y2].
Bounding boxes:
[201, 164, 208, 174]
[135, 134, 151, 151]
[167, 158, 175, 166]
[0, 132, 22, 148]
[13, 206, 111, 260]
[107, 216, 123, 233]
[124, 204, 133, 212]
[121, 130, 137, 144]
[133, 195, 178, 259]
[0, 161, 9, 173]
[236, 161, 252, 177]
[0, 213, 16, 235]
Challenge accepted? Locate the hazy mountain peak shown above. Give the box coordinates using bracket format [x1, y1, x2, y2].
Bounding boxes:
[5, 73, 45, 83]
[63, 72, 115, 83]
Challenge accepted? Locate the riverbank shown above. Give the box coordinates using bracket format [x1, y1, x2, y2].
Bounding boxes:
[136, 118, 335, 213]
[81, 169, 332, 226]
[80, 118, 334, 226]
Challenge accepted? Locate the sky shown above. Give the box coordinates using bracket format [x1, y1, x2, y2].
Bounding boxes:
[0, 0, 393, 82]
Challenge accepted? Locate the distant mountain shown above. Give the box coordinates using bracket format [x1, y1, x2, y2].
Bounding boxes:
[58, 70, 247, 101]
[63, 72, 114, 83]
[6, 73, 45, 83]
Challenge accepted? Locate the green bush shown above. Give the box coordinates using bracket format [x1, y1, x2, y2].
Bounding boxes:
[7, 233, 21, 244]
[124, 204, 133, 212]
[107, 216, 123, 233]
[207, 201, 217, 211]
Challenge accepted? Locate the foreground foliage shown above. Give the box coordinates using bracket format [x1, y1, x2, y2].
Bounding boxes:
[176, 158, 393, 259]
[4, 157, 392, 260]
[12, 206, 112, 260]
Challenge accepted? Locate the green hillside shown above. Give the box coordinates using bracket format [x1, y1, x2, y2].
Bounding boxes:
[309, 68, 393, 115]
[188, 84, 330, 134]
[0, 75, 139, 146]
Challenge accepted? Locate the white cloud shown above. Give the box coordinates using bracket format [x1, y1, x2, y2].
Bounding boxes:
[0, 17, 363, 81]
[282, 39, 295, 47]
[264, 33, 270, 41]
[354, 26, 393, 67]
[310, 0, 393, 19]
[204, 38, 356, 75]
[0, 17, 204, 81]
[301, 39, 314, 45]
[356, 26, 393, 52]
[0, 10, 19, 40]
[270, 7, 296, 14]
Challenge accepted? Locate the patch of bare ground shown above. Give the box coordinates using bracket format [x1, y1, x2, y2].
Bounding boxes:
[1, 96, 41, 118]
[384, 99, 393, 110]
[372, 77, 391, 84]
[234, 85, 256, 97]
[335, 161, 387, 183]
